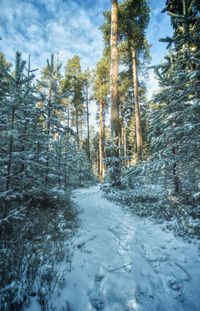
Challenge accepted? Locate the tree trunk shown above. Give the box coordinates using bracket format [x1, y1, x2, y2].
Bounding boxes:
[86, 84, 90, 160]
[110, 0, 119, 149]
[172, 148, 180, 194]
[183, 0, 189, 50]
[45, 87, 52, 183]
[67, 105, 70, 128]
[99, 99, 105, 180]
[75, 103, 79, 148]
[132, 48, 143, 162]
[6, 107, 15, 190]
[121, 125, 127, 165]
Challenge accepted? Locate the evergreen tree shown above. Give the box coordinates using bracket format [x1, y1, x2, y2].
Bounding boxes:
[101, 0, 150, 162]
[0, 52, 37, 194]
[38, 54, 64, 186]
[110, 0, 120, 150]
[82, 68, 93, 160]
[62, 55, 85, 148]
[118, 0, 150, 162]
[0, 52, 11, 70]
[93, 56, 110, 179]
[149, 0, 200, 195]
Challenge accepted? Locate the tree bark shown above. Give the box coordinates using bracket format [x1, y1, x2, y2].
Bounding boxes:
[6, 107, 15, 190]
[110, 0, 119, 149]
[86, 84, 90, 160]
[132, 48, 143, 162]
[183, 0, 189, 50]
[45, 87, 52, 183]
[121, 125, 127, 165]
[75, 103, 79, 148]
[67, 105, 70, 128]
[173, 162, 180, 194]
[99, 99, 105, 180]
[172, 147, 180, 194]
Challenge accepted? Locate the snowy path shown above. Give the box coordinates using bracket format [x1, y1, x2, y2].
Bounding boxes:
[30, 186, 200, 310]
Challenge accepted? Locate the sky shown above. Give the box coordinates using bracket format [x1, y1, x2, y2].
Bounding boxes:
[0, 0, 172, 118]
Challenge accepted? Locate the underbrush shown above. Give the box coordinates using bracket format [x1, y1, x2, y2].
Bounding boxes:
[102, 183, 200, 241]
[0, 190, 78, 311]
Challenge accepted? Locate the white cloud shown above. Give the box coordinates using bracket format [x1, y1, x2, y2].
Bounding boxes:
[0, 0, 173, 112]
[0, 0, 105, 72]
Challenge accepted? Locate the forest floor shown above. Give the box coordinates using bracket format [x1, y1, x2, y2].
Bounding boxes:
[26, 185, 200, 311]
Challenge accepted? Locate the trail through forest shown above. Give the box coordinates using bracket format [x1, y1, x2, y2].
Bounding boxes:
[28, 186, 200, 311]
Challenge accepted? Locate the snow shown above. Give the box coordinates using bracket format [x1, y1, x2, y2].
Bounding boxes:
[193, 192, 200, 201]
[26, 186, 200, 311]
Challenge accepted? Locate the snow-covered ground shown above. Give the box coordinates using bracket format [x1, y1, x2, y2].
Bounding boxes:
[27, 186, 200, 311]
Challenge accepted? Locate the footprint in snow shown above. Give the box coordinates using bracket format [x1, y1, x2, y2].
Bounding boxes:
[88, 269, 106, 311]
[89, 296, 105, 311]
[74, 234, 97, 253]
[166, 275, 185, 302]
[135, 283, 155, 302]
[142, 244, 169, 264]
[135, 283, 157, 311]
[140, 269, 163, 293]
[174, 262, 191, 282]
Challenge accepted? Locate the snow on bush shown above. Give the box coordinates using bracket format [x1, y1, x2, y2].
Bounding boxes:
[102, 165, 200, 240]
[0, 193, 78, 311]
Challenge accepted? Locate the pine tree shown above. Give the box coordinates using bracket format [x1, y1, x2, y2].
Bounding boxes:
[110, 0, 120, 150]
[0, 52, 37, 193]
[150, 0, 200, 195]
[93, 56, 110, 179]
[82, 68, 93, 160]
[62, 55, 85, 148]
[0, 52, 11, 70]
[119, 0, 150, 162]
[101, 0, 150, 162]
[0, 52, 56, 219]
[38, 54, 64, 185]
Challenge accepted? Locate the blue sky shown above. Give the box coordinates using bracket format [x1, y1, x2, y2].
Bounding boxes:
[0, 0, 172, 98]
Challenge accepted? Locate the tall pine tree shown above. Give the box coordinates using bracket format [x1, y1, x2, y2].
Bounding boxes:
[149, 0, 200, 195]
